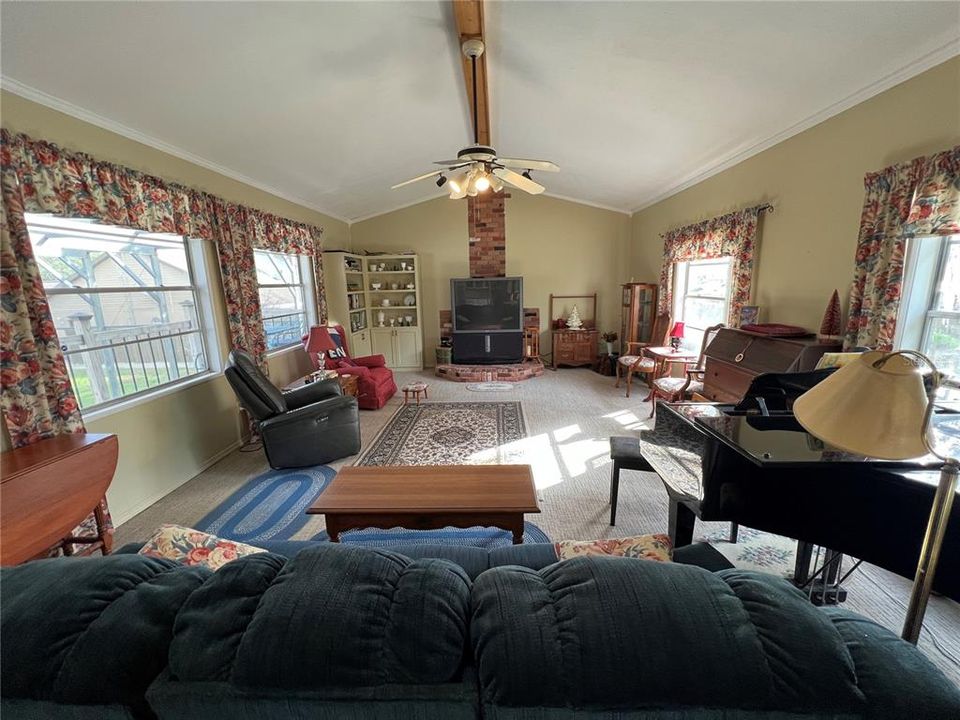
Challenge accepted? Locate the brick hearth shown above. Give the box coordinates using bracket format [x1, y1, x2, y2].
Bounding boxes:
[435, 361, 545, 382]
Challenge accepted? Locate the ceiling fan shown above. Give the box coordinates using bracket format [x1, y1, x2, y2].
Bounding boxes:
[391, 37, 558, 199]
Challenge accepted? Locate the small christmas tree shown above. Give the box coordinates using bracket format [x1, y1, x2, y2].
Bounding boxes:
[818, 290, 842, 341]
[567, 305, 584, 330]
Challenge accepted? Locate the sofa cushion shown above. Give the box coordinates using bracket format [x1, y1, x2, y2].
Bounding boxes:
[139, 524, 266, 570]
[168, 544, 472, 689]
[471, 558, 869, 713]
[1, 555, 208, 714]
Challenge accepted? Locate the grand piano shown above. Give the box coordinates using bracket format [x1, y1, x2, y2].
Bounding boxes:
[642, 378, 960, 604]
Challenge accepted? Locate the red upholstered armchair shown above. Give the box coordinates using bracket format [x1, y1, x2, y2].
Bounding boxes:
[302, 325, 397, 410]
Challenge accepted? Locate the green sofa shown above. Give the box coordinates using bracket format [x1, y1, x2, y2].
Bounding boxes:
[2, 543, 957, 719]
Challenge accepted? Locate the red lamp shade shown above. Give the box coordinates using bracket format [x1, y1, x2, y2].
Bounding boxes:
[669, 322, 685, 338]
[304, 325, 337, 354]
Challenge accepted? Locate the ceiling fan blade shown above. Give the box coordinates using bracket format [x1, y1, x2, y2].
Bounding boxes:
[432, 161, 472, 168]
[492, 167, 545, 195]
[496, 157, 559, 172]
[391, 170, 443, 189]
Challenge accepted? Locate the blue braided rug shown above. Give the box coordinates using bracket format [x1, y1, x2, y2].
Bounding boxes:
[196, 465, 335, 544]
[312, 521, 550, 549]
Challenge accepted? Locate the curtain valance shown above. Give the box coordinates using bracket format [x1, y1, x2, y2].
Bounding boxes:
[658, 206, 763, 327]
[0, 130, 324, 253]
[844, 146, 959, 350]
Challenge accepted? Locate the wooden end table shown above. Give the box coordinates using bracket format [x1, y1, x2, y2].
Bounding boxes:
[285, 372, 359, 398]
[307, 465, 540, 544]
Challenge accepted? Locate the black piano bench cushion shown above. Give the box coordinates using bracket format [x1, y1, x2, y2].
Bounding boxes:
[166, 544, 472, 689]
[470, 557, 960, 716]
[609, 435, 646, 468]
[0, 555, 209, 715]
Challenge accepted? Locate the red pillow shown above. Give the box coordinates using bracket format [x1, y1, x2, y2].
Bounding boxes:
[337, 359, 359, 368]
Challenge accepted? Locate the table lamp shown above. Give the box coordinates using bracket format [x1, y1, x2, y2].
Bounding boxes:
[794, 350, 957, 644]
[669, 322, 685, 352]
[304, 325, 338, 365]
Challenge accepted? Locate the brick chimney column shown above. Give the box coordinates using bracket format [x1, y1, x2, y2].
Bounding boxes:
[467, 192, 507, 278]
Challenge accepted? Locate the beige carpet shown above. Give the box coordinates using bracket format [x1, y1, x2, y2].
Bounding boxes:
[116, 367, 960, 686]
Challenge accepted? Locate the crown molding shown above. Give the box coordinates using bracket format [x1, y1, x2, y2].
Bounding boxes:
[630, 39, 960, 214]
[541, 191, 631, 215]
[0, 76, 353, 225]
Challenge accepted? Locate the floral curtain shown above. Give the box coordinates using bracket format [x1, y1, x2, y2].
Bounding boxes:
[658, 206, 762, 326]
[0, 129, 325, 377]
[844, 146, 960, 350]
[1, 129, 325, 548]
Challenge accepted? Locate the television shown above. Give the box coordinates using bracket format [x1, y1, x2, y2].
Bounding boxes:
[451, 277, 523, 333]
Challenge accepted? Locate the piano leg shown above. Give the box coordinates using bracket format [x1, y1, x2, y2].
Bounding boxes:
[794, 541, 814, 585]
[729, 523, 739, 544]
[668, 499, 696, 548]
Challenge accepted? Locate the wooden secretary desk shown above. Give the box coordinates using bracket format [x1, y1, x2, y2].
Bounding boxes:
[620, 283, 658, 354]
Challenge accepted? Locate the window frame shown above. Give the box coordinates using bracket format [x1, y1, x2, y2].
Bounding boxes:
[25, 214, 218, 417]
[253, 248, 317, 355]
[896, 234, 960, 400]
[672, 257, 733, 351]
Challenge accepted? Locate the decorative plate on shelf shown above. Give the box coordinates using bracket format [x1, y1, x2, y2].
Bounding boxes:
[403, 294, 416, 306]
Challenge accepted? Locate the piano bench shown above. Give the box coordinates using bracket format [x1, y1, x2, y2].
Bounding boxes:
[609, 436, 654, 526]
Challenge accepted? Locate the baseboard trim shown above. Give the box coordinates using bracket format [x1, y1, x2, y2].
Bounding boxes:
[111, 439, 243, 526]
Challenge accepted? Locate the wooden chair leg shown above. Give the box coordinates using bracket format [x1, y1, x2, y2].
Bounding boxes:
[625, 369, 632, 398]
[648, 388, 658, 418]
[614, 361, 621, 388]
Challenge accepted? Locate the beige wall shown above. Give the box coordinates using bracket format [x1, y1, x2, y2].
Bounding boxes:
[630, 57, 960, 330]
[1, 91, 337, 524]
[350, 193, 632, 360]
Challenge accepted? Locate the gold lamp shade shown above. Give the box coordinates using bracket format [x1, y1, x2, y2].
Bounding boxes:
[794, 351, 930, 460]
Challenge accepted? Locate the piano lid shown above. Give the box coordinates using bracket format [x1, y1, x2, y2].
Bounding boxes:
[692, 409, 959, 468]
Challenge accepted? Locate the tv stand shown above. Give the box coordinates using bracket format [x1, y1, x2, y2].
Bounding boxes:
[452, 331, 523, 365]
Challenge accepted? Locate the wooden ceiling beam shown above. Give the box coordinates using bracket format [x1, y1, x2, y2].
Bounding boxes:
[453, 0, 490, 147]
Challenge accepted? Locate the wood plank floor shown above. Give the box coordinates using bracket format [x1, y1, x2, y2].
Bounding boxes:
[116, 368, 960, 687]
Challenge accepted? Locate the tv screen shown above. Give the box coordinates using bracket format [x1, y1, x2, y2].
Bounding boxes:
[451, 277, 523, 332]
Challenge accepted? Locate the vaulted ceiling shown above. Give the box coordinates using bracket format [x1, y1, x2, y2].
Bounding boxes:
[2, 1, 957, 222]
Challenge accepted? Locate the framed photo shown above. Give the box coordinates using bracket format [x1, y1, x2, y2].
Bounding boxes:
[739, 305, 761, 327]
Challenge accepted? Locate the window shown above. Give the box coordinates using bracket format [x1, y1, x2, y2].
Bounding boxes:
[898, 235, 960, 400]
[254, 249, 316, 351]
[25, 214, 214, 412]
[672, 257, 732, 351]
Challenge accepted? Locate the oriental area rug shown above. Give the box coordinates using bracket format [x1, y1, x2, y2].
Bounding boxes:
[356, 401, 528, 466]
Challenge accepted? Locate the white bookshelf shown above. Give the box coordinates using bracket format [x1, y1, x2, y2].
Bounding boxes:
[322, 251, 423, 370]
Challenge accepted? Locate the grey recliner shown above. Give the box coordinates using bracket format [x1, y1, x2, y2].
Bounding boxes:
[224, 350, 361, 468]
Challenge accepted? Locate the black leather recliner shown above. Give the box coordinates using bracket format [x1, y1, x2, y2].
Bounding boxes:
[225, 350, 361, 469]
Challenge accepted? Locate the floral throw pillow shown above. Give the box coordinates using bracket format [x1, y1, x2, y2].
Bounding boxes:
[138, 524, 266, 571]
[554, 533, 672, 562]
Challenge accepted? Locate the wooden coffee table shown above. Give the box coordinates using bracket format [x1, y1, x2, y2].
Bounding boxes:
[308, 465, 540, 544]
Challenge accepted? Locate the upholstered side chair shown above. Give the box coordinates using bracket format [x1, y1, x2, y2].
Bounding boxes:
[648, 323, 724, 418]
[614, 312, 672, 398]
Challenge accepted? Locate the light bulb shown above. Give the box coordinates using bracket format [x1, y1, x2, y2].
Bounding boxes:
[448, 178, 463, 194]
[475, 175, 490, 192]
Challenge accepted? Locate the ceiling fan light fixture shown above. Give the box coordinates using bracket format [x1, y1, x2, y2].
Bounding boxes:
[475, 174, 490, 192]
[489, 175, 503, 192]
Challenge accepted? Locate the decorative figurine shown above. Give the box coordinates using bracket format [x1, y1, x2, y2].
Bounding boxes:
[567, 305, 584, 330]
